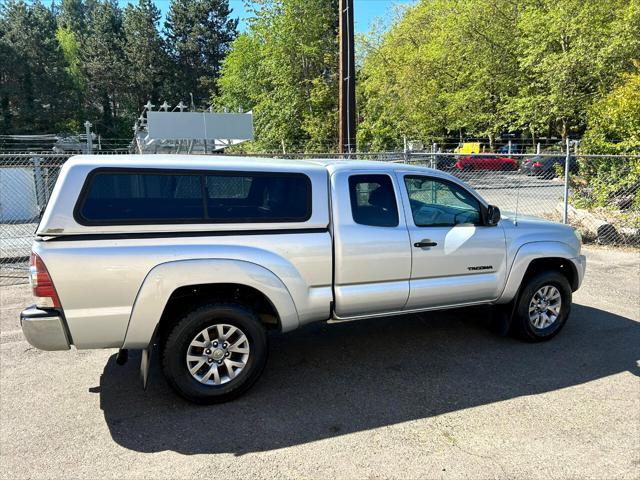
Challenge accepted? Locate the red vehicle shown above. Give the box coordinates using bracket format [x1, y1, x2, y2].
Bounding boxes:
[455, 155, 518, 171]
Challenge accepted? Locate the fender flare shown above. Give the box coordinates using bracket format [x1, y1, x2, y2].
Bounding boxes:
[497, 241, 579, 303]
[122, 258, 299, 348]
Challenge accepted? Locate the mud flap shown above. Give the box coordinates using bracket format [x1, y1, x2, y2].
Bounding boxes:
[140, 325, 159, 390]
[491, 306, 512, 336]
[140, 347, 151, 390]
[491, 298, 518, 336]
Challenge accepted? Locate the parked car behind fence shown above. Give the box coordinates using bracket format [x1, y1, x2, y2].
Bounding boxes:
[521, 155, 578, 178]
[455, 155, 519, 171]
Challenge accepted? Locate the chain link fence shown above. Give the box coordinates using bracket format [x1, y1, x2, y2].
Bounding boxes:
[1, 154, 70, 285]
[407, 152, 639, 246]
[1, 151, 638, 286]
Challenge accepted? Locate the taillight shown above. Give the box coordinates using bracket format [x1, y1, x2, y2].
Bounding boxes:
[29, 252, 61, 309]
[533, 161, 543, 168]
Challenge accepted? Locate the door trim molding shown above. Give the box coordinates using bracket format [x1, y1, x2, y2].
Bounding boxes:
[329, 299, 493, 323]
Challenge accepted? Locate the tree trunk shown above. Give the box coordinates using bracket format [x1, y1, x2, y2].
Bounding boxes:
[530, 125, 536, 149]
[0, 96, 11, 134]
[102, 93, 113, 134]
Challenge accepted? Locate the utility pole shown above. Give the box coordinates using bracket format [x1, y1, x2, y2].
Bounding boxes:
[339, 0, 356, 154]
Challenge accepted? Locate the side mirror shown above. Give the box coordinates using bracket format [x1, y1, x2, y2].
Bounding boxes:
[486, 205, 501, 226]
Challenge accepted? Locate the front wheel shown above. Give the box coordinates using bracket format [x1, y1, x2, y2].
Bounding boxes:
[512, 271, 572, 342]
[161, 303, 268, 404]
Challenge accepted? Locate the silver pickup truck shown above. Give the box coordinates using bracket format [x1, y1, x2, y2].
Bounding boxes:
[22, 155, 586, 403]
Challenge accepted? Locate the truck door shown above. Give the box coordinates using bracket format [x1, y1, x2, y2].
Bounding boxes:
[397, 172, 507, 309]
[331, 171, 412, 317]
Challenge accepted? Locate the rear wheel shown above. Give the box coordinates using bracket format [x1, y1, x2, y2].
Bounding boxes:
[161, 303, 268, 404]
[512, 271, 572, 342]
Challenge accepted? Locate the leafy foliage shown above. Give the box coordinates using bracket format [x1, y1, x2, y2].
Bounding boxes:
[0, 0, 638, 157]
[0, 0, 72, 134]
[0, 0, 237, 137]
[575, 65, 640, 213]
[123, 0, 169, 111]
[164, 0, 238, 105]
[357, 0, 640, 150]
[214, 0, 338, 153]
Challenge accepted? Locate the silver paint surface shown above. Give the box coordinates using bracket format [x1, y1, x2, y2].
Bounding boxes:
[29, 155, 585, 350]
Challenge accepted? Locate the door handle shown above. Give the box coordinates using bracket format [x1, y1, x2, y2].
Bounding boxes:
[414, 240, 438, 248]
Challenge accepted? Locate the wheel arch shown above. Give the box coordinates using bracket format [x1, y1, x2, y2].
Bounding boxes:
[156, 283, 282, 347]
[122, 258, 299, 349]
[521, 257, 578, 291]
[498, 241, 581, 303]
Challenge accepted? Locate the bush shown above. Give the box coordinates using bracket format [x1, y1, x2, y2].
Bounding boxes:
[575, 67, 640, 217]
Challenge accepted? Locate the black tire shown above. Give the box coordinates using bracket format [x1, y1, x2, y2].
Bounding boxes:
[512, 271, 572, 342]
[161, 303, 268, 404]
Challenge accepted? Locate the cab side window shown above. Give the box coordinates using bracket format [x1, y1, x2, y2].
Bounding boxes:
[349, 174, 399, 227]
[404, 175, 481, 227]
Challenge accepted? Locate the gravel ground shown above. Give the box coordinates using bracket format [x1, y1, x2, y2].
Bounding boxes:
[1, 245, 638, 479]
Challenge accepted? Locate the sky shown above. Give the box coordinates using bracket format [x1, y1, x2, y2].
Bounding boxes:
[125, 0, 417, 33]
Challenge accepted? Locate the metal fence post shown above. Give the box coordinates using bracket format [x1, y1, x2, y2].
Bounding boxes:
[403, 136, 408, 164]
[508, 140, 512, 155]
[433, 142, 438, 169]
[563, 137, 570, 224]
[32, 156, 46, 212]
[536, 143, 541, 155]
[84, 121, 93, 154]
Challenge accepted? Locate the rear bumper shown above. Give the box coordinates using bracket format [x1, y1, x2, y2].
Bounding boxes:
[20, 306, 70, 351]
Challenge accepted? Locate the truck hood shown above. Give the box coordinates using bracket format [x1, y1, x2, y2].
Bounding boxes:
[499, 212, 581, 254]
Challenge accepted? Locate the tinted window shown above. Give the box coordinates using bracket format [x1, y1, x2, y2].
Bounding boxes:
[79, 172, 204, 222]
[404, 176, 481, 227]
[206, 175, 253, 199]
[205, 173, 311, 222]
[77, 170, 311, 224]
[349, 174, 399, 227]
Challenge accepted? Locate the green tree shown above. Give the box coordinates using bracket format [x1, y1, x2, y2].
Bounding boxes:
[164, 0, 238, 106]
[122, 0, 169, 112]
[83, 0, 126, 135]
[0, 40, 18, 133]
[512, 0, 639, 140]
[0, 0, 72, 134]
[55, 26, 85, 130]
[357, 0, 521, 150]
[57, 0, 90, 33]
[357, 0, 640, 149]
[215, 0, 338, 152]
[575, 66, 640, 212]
[583, 68, 640, 154]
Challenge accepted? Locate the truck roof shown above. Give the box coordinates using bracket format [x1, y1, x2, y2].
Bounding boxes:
[62, 154, 454, 177]
[37, 154, 482, 237]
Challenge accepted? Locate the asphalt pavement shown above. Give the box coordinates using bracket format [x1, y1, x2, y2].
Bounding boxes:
[1, 245, 638, 479]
